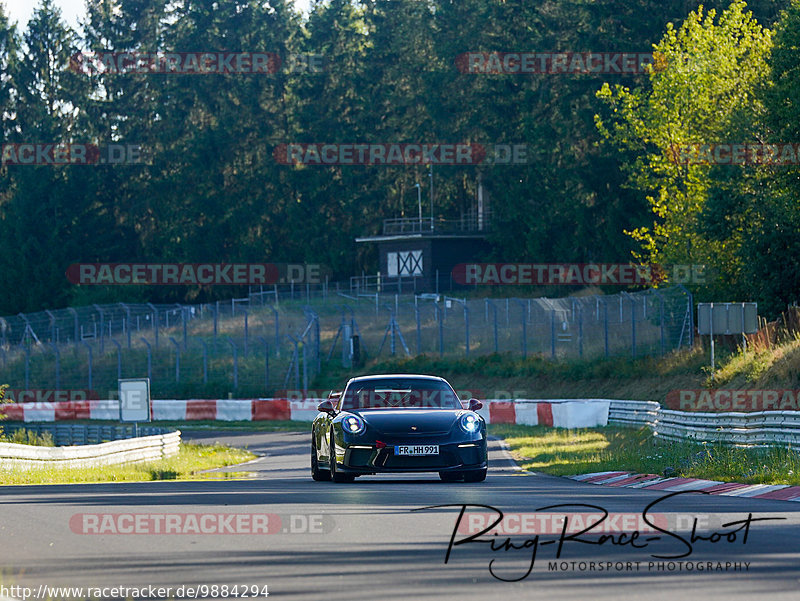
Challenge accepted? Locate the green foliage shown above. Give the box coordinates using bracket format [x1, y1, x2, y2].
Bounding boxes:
[492, 423, 800, 485]
[0, 428, 55, 446]
[0, 442, 256, 484]
[596, 1, 772, 290]
[0, 385, 10, 437]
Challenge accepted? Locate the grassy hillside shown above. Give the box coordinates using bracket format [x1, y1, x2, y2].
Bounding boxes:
[312, 335, 800, 404]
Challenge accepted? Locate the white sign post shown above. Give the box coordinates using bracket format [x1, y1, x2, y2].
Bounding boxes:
[119, 378, 151, 436]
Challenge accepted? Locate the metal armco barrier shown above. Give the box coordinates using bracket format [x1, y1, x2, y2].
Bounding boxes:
[1, 423, 175, 446]
[0, 429, 180, 468]
[608, 399, 800, 447]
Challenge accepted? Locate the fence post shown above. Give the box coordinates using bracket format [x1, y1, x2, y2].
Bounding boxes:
[464, 303, 470, 357]
[51, 343, 60, 390]
[140, 337, 152, 382]
[94, 305, 105, 353]
[270, 306, 280, 357]
[181, 305, 188, 350]
[513, 300, 526, 358]
[243, 309, 249, 357]
[46, 310, 56, 342]
[80, 340, 92, 390]
[286, 335, 300, 391]
[110, 338, 121, 380]
[169, 337, 180, 383]
[314, 313, 320, 371]
[302, 342, 308, 395]
[147, 302, 159, 348]
[658, 292, 666, 355]
[200, 340, 208, 385]
[227, 338, 238, 390]
[390, 309, 396, 355]
[120, 303, 132, 348]
[677, 285, 695, 348]
[492, 302, 498, 353]
[214, 301, 219, 345]
[68, 307, 79, 343]
[578, 306, 583, 359]
[415, 304, 421, 354]
[258, 336, 269, 391]
[630, 296, 637, 358]
[550, 310, 556, 359]
[604, 298, 609, 358]
[437, 304, 444, 357]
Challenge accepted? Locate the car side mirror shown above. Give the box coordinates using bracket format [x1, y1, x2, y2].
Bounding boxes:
[317, 400, 336, 414]
[468, 399, 483, 411]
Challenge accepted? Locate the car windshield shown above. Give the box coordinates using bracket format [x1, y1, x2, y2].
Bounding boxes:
[340, 378, 462, 410]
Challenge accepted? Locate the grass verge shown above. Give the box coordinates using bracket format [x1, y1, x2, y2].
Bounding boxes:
[489, 423, 800, 486]
[0, 442, 257, 485]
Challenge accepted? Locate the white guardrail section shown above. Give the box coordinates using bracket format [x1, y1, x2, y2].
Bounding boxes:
[0, 430, 181, 469]
[609, 400, 800, 447]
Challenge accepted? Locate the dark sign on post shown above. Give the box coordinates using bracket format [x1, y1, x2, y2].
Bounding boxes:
[696, 303, 759, 378]
[697, 302, 758, 335]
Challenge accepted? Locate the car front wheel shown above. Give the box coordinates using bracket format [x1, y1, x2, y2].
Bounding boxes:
[329, 433, 355, 483]
[311, 434, 331, 481]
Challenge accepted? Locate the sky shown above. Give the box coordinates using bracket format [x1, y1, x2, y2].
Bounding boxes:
[3, 0, 312, 32]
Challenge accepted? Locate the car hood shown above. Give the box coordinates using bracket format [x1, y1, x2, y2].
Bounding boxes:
[354, 409, 463, 435]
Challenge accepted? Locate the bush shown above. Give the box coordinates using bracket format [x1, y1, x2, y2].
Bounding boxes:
[0, 428, 55, 447]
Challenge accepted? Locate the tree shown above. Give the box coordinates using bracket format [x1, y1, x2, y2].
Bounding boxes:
[596, 1, 772, 297]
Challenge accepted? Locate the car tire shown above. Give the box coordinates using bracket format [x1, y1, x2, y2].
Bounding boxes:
[439, 471, 462, 482]
[311, 434, 330, 481]
[463, 468, 487, 482]
[330, 433, 355, 483]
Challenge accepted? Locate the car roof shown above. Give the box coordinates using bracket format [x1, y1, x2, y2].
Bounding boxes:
[345, 374, 448, 386]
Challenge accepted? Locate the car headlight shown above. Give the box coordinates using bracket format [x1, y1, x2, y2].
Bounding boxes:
[342, 414, 365, 435]
[460, 412, 481, 433]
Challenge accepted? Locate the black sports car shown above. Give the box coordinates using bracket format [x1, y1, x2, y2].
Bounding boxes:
[311, 374, 488, 483]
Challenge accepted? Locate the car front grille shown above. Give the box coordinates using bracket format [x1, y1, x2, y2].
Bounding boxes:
[377, 448, 457, 469]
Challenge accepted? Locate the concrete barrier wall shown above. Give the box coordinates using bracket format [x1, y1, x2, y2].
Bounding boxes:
[1, 398, 609, 429]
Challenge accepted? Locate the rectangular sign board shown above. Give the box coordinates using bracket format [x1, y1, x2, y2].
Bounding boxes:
[119, 378, 151, 423]
[697, 303, 759, 335]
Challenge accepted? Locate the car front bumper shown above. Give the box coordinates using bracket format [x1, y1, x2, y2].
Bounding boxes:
[337, 439, 488, 474]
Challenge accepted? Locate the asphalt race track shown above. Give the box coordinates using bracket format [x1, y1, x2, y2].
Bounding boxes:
[1, 430, 799, 601]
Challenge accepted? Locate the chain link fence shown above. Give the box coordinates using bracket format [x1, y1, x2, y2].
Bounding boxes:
[0, 286, 692, 399]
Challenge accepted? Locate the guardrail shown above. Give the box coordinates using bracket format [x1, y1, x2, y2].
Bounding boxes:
[1, 423, 177, 446]
[0, 429, 181, 469]
[609, 399, 800, 447]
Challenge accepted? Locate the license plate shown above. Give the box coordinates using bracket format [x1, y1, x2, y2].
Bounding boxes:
[394, 445, 439, 456]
